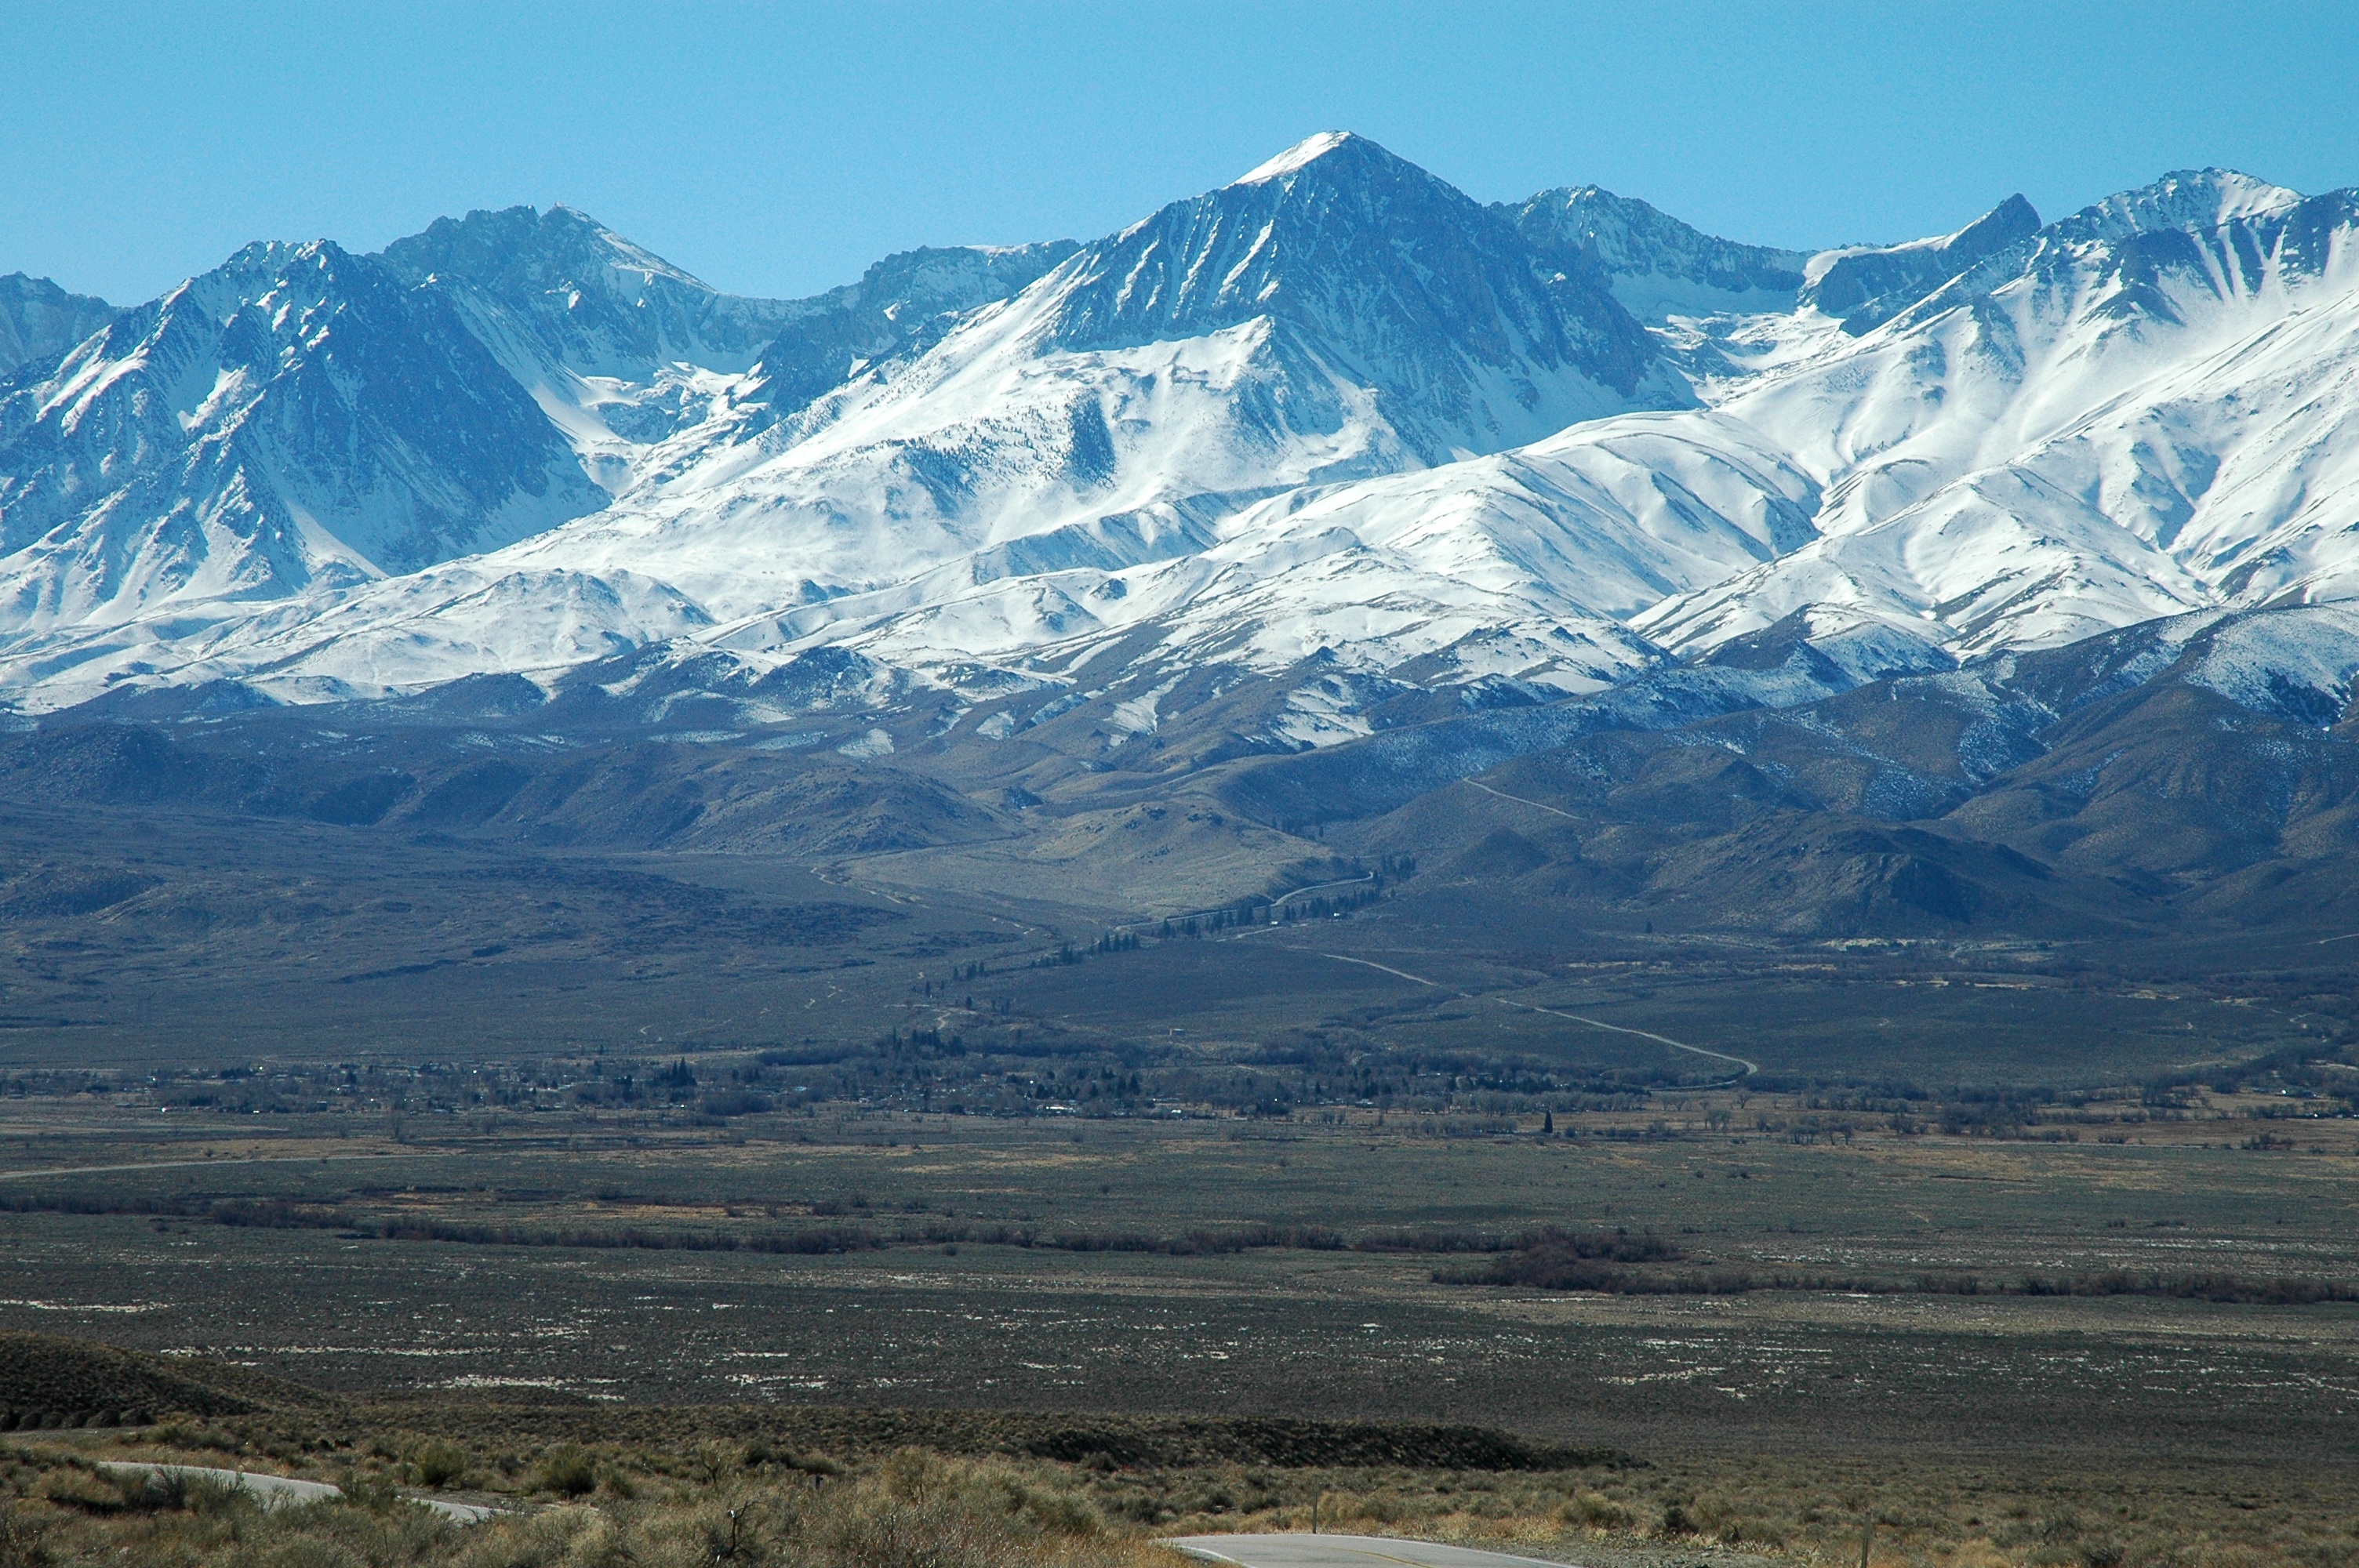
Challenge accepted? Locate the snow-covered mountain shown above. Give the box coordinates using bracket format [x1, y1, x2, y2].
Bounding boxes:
[1502, 187, 1812, 322]
[0, 207, 1080, 669]
[0, 274, 115, 376]
[436, 132, 1692, 672]
[745, 239, 1084, 415]
[377, 204, 1081, 474]
[0, 132, 1703, 714]
[2, 141, 2356, 768]
[1639, 172, 2359, 659]
[0, 239, 612, 626]
[1797, 192, 2041, 332]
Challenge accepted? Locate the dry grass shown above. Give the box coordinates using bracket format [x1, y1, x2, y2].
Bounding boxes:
[1117, 1454, 2359, 1568]
[6, 1432, 2358, 1568]
[0, 1443, 1181, 1568]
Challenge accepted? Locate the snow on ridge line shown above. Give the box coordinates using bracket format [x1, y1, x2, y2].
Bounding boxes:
[2076, 168, 2306, 239]
[8, 148, 2359, 735]
[1231, 132, 1356, 187]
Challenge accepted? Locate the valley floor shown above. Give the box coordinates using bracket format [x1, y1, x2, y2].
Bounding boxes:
[1, 1088, 2354, 1568]
[0, 723, 2351, 1567]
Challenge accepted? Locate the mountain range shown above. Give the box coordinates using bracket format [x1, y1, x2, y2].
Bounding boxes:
[2, 132, 2357, 938]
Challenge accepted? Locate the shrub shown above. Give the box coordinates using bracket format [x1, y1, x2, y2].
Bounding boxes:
[536, 1443, 596, 1497]
[337, 1470, 401, 1512]
[413, 1440, 467, 1489]
[1561, 1490, 1632, 1529]
[32, 1468, 123, 1515]
[0, 1504, 51, 1568]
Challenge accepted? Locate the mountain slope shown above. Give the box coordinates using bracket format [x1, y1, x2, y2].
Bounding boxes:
[1639, 173, 2359, 659]
[2, 149, 2357, 788]
[20, 133, 1695, 710]
[0, 274, 114, 376]
[789, 408, 1818, 705]
[0, 240, 609, 630]
[748, 240, 1083, 413]
[1302, 600, 2359, 938]
[1503, 186, 1813, 322]
[1798, 193, 2041, 332]
[380, 204, 798, 379]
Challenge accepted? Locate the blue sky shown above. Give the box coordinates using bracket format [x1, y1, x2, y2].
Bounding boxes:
[6, 2, 2354, 306]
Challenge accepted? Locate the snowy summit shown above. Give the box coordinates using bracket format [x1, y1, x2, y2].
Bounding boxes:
[1231, 130, 1360, 186]
[0, 136, 2354, 753]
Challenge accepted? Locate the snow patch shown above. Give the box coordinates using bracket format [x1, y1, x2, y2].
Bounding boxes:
[1232, 132, 1354, 187]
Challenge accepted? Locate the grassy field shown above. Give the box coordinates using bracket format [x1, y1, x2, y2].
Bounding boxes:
[0, 1102, 2351, 1454]
[2, 1352, 2355, 1568]
[2, 1096, 2355, 1566]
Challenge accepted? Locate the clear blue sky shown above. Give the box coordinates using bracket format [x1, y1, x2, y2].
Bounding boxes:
[6, 1, 2354, 307]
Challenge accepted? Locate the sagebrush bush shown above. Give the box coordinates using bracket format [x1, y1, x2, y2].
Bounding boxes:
[415, 1441, 469, 1490]
[5, 1431, 2355, 1568]
[2, 1444, 1169, 1568]
[1559, 1490, 1630, 1529]
[535, 1444, 596, 1499]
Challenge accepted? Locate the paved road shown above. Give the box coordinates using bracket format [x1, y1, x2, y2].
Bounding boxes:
[95, 1463, 505, 1524]
[1169, 1534, 1576, 1568]
[1488, 995, 1757, 1080]
[1317, 953, 1757, 1081]
[1461, 779, 1582, 822]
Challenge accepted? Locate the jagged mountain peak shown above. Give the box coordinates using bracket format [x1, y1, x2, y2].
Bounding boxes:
[6, 154, 2359, 748]
[1503, 183, 1813, 322]
[2062, 168, 2305, 241]
[0, 270, 105, 300]
[1517, 182, 1650, 227]
[1229, 130, 1376, 187]
[375, 204, 798, 384]
[1878, 169, 2351, 343]
[1165, 130, 1499, 244]
[380, 203, 712, 295]
[1030, 130, 1669, 459]
[1798, 193, 2041, 286]
[91, 238, 394, 379]
[1800, 192, 2042, 332]
[1944, 192, 2041, 252]
[0, 223, 608, 621]
[1508, 182, 1812, 267]
[203, 235, 355, 291]
[0, 274, 116, 378]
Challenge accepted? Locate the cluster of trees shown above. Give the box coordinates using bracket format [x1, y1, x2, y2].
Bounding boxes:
[17, 949, 2352, 1132]
[1437, 1227, 2359, 1302]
